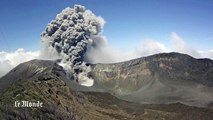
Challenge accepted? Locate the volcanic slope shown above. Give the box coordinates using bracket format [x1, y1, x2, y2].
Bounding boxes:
[92, 52, 213, 107]
[0, 55, 213, 119]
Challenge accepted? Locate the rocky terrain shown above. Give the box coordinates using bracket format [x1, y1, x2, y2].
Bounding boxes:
[0, 52, 213, 119]
[92, 52, 213, 107]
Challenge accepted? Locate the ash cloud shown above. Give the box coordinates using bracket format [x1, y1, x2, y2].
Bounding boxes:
[41, 5, 105, 86]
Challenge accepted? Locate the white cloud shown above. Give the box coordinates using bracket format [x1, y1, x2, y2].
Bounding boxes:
[169, 32, 213, 59]
[85, 32, 213, 63]
[0, 48, 40, 77]
[170, 32, 200, 58]
[135, 39, 169, 56]
[198, 50, 213, 59]
[85, 38, 169, 63]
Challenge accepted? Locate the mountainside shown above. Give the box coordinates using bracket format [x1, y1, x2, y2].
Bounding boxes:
[0, 59, 106, 93]
[92, 52, 213, 107]
[0, 60, 66, 91]
[0, 52, 213, 119]
[0, 59, 213, 119]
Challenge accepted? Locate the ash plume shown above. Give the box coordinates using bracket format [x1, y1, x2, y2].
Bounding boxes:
[40, 5, 105, 86]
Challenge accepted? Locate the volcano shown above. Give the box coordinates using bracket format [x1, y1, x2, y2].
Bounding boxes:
[0, 52, 213, 119]
[92, 52, 213, 107]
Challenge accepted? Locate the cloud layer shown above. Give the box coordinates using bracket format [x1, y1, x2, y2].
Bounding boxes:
[85, 32, 213, 63]
[0, 48, 40, 77]
[169, 32, 213, 59]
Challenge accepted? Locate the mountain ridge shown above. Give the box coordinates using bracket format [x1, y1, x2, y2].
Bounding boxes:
[1, 52, 213, 107]
[1, 53, 213, 119]
[91, 52, 213, 107]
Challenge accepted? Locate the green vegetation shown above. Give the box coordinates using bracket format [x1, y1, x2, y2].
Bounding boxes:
[0, 76, 213, 120]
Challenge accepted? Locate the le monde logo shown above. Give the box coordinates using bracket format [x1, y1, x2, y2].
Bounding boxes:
[15, 101, 43, 108]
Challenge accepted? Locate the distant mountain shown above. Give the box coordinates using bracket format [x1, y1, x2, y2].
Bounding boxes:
[0, 52, 213, 119]
[91, 52, 213, 107]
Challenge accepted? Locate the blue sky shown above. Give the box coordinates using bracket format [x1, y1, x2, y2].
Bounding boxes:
[0, 0, 213, 52]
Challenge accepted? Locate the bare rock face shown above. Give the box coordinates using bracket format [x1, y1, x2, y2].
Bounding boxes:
[91, 52, 213, 107]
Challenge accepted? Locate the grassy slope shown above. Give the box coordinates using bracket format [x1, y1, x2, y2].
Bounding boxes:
[0, 76, 213, 120]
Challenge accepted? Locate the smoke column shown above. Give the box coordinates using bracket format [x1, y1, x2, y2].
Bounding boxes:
[41, 5, 105, 86]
